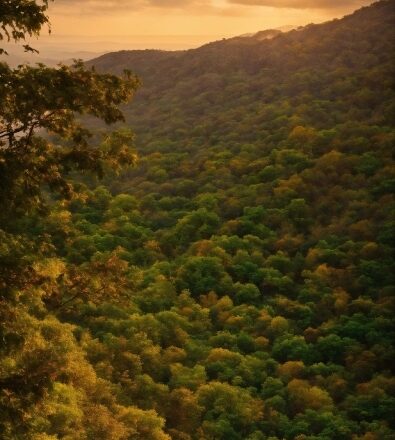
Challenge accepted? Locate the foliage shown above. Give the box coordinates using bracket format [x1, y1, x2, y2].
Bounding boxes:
[1, 1, 395, 439]
[0, 0, 51, 54]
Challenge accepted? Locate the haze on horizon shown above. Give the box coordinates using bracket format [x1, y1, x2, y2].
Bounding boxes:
[7, 0, 374, 60]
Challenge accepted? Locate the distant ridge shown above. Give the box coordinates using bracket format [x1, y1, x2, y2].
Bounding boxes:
[237, 29, 283, 41]
[89, 1, 394, 79]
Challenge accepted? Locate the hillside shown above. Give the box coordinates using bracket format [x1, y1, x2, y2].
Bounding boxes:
[66, 2, 394, 438]
[90, 0, 394, 153]
[1, 1, 394, 439]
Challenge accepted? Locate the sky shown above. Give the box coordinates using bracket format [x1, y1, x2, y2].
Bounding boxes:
[11, 0, 374, 59]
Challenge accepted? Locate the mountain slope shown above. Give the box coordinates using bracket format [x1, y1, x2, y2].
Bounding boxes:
[89, 0, 394, 153]
[43, 2, 395, 439]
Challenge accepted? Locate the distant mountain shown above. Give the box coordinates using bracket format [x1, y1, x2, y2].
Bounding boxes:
[237, 29, 283, 41]
[277, 24, 297, 32]
[239, 26, 294, 39]
[252, 29, 284, 40]
[0, 49, 102, 67]
[0, 53, 60, 67]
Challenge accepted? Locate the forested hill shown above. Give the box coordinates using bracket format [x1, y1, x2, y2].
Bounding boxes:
[69, 2, 394, 438]
[1, 1, 394, 439]
[89, 0, 395, 152]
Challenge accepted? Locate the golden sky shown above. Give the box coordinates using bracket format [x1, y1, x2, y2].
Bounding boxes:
[27, 0, 374, 55]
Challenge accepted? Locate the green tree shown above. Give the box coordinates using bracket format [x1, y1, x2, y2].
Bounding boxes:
[176, 256, 233, 297]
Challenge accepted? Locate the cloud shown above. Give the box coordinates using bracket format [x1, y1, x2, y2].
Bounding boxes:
[226, 0, 370, 9]
[51, 0, 249, 18]
[54, 0, 213, 14]
[51, 0, 372, 19]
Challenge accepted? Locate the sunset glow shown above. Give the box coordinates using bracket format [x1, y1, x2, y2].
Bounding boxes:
[38, 0, 372, 52]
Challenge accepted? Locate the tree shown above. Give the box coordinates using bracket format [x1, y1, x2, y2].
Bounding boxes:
[0, 2, 139, 223]
[0, 0, 51, 55]
[176, 256, 233, 297]
[287, 379, 334, 414]
[196, 381, 264, 439]
[0, 2, 143, 437]
[172, 208, 220, 248]
[0, 62, 138, 222]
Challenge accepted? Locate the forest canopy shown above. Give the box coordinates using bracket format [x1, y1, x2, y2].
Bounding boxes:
[1, 0, 395, 439]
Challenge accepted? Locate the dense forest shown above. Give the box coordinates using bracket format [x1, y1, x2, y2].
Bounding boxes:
[1, 1, 395, 439]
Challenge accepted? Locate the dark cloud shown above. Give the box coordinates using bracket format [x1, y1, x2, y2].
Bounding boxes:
[227, 0, 371, 9]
